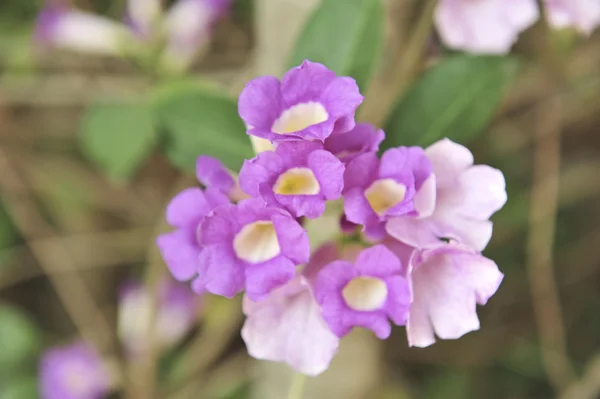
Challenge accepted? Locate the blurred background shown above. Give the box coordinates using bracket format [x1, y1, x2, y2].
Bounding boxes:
[1, 0, 600, 398]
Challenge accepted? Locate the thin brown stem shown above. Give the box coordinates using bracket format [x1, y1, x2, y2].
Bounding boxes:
[526, 4, 576, 392]
[0, 149, 120, 358]
[359, 0, 437, 127]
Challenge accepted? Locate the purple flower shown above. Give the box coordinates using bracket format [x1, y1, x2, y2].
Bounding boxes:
[40, 342, 110, 399]
[544, 0, 600, 35]
[238, 60, 363, 143]
[118, 279, 200, 356]
[313, 245, 411, 339]
[239, 141, 344, 218]
[406, 242, 503, 347]
[196, 155, 236, 195]
[324, 123, 385, 164]
[35, 3, 133, 56]
[242, 273, 339, 376]
[193, 198, 310, 300]
[435, 0, 539, 54]
[343, 147, 435, 240]
[386, 138, 507, 252]
[156, 186, 229, 281]
[160, 0, 231, 71]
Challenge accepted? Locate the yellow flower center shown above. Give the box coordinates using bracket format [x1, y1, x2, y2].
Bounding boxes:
[273, 167, 320, 195]
[233, 221, 280, 263]
[364, 179, 407, 215]
[271, 102, 329, 134]
[342, 276, 388, 311]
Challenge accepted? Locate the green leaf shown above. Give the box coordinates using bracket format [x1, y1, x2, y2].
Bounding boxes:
[424, 370, 471, 399]
[384, 55, 519, 149]
[156, 87, 253, 172]
[0, 376, 38, 399]
[288, 0, 384, 91]
[0, 305, 40, 373]
[80, 101, 157, 180]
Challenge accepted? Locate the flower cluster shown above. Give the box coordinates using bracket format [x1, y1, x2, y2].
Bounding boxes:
[35, 0, 230, 72]
[157, 60, 507, 375]
[436, 0, 600, 54]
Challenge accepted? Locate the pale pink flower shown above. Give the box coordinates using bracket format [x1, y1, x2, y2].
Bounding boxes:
[435, 0, 539, 54]
[407, 243, 503, 347]
[387, 138, 507, 252]
[242, 274, 339, 376]
[544, 0, 600, 35]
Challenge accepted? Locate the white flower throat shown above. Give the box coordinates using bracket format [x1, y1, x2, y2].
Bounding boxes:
[234, 221, 281, 263]
[365, 179, 407, 215]
[272, 102, 328, 134]
[274, 167, 320, 195]
[342, 276, 388, 311]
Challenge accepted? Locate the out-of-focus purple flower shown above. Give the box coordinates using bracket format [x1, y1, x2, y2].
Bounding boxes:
[126, 0, 162, 39]
[238, 60, 363, 143]
[239, 142, 345, 219]
[160, 0, 231, 71]
[40, 341, 110, 399]
[434, 0, 539, 54]
[544, 0, 600, 35]
[118, 279, 200, 356]
[343, 147, 435, 240]
[193, 198, 310, 301]
[242, 274, 339, 376]
[35, 3, 133, 56]
[407, 242, 503, 347]
[387, 138, 507, 252]
[156, 186, 230, 281]
[313, 245, 411, 339]
[324, 123, 385, 164]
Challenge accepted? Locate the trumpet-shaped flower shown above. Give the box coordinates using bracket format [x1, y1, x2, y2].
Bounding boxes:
[193, 199, 309, 300]
[387, 138, 507, 251]
[156, 186, 229, 281]
[160, 0, 231, 71]
[324, 123, 385, 164]
[35, 4, 133, 56]
[544, 0, 600, 35]
[435, 0, 539, 54]
[118, 279, 200, 356]
[242, 274, 339, 376]
[239, 141, 344, 218]
[407, 243, 503, 347]
[343, 147, 435, 240]
[238, 60, 363, 143]
[36, 0, 230, 70]
[314, 245, 411, 339]
[40, 342, 110, 399]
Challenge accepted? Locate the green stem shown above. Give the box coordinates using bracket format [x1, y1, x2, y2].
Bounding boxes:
[288, 373, 308, 399]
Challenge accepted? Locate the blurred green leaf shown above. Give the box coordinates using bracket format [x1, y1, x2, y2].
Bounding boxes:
[80, 101, 158, 180]
[0, 304, 40, 373]
[501, 342, 545, 379]
[288, 0, 384, 90]
[384, 55, 519, 148]
[156, 87, 252, 172]
[424, 370, 471, 399]
[0, 376, 38, 399]
[0, 201, 16, 250]
[0, 200, 18, 266]
[218, 381, 252, 399]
